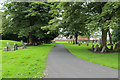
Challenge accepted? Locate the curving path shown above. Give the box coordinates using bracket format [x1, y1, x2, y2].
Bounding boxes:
[45, 43, 118, 78]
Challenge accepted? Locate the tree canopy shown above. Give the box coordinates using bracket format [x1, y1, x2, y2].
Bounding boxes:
[2, 2, 59, 44]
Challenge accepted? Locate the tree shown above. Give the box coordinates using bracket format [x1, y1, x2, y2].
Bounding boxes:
[86, 2, 120, 51]
[50, 2, 89, 44]
[2, 2, 59, 44]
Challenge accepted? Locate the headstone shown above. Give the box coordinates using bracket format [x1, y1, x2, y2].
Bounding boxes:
[94, 45, 99, 52]
[12, 46, 15, 51]
[92, 42, 93, 45]
[65, 41, 66, 43]
[73, 40, 75, 44]
[21, 40, 27, 48]
[20, 46, 24, 49]
[92, 45, 94, 50]
[68, 41, 70, 43]
[14, 43, 18, 50]
[7, 42, 11, 51]
[94, 40, 96, 44]
[80, 42, 82, 45]
[3, 47, 7, 51]
[33, 43, 35, 46]
[96, 40, 97, 43]
[101, 46, 106, 53]
[71, 40, 72, 43]
[86, 42, 89, 46]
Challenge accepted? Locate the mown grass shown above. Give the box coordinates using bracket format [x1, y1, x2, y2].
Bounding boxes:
[64, 43, 119, 69]
[0, 40, 27, 49]
[1, 40, 55, 78]
[55, 41, 68, 43]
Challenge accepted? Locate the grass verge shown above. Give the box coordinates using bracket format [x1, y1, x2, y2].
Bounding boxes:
[2, 40, 55, 78]
[64, 43, 119, 69]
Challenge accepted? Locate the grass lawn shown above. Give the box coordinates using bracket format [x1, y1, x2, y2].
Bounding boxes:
[64, 43, 119, 69]
[55, 41, 68, 43]
[1, 40, 55, 78]
[0, 40, 27, 49]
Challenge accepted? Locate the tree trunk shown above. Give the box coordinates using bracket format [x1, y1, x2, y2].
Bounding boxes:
[108, 29, 113, 50]
[101, 28, 108, 49]
[115, 41, 120, 52]
[29, 32, 33, 45]
[75, 32, 78, 44]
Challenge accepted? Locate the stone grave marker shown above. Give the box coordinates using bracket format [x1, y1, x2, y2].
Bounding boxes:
[101, 46, 106, 53]
[78, 43, 81, 46]
[94, 40, 96, 44]
[20, 46, 24, 49]
[92, 45, 94, 50]
[14, 43, 18, 50]
[73, 40, 75, 44]
[70, 40, 72, 43]
[86, 42, 89, 46]
[3, 47, 7, 51]
[65, 41, 66, 43]
[68, 40, 70, 43]
[7, 42, 11, 51]
[94, 45, 99, 52]
[12, 46, 15, 51]
[21, 40, 26, 48]
[80, 42, 82, 45]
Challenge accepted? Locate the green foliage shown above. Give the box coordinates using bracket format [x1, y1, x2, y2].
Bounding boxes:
[112, 28, 120, 42]
[2, 2, 58, 43]
[0, 11, 2, 33]
[64, 43, 119, 69]
[2, 40, 55, 78]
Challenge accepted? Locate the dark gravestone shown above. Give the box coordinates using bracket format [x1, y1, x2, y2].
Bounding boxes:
[7, 42, 11, 51]
[94, 45, 99, 52]
[80, 43, 82, 45]
[101, 46, 106, 53]
[92, 45, 94, 50]
[21, 40, 27, 48]
[78, 43, 81, 46]
[33, 43, 35, 46]
[86, 43, 89, 46]
[73, 40, 75, 44]
[14, 43, 18, 50]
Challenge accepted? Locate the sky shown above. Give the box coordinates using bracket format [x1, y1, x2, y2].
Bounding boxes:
[0, 0, 4, 8]
[0, 0, 5, 12]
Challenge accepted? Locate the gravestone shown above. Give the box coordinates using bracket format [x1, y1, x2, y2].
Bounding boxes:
[21, 40, 27, 48]
[12, 46, 15, 51]
[3, 47, 7, 51]
[86, 42, 89, 46]
[101, 46, 106, 53]
[92, 45, 94, 50]
[78, 43, 81, 46]
[20, 46, 24, 49]
[73, 40, 75, 44]
[7, 42, 11, 51]
[80, 42, 82, 45]
[14, 43, 18, 50]
[94, 40, 96, 44]
[71, 40, 72, 43]
[94, 45, 99, 52]
[68, 41, 70, 43]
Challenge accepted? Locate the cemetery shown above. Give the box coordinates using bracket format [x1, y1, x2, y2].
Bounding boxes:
[0, 1, 120, 79]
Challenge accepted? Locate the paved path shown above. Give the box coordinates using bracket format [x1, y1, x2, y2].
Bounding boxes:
[45, 43, 118, 78]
